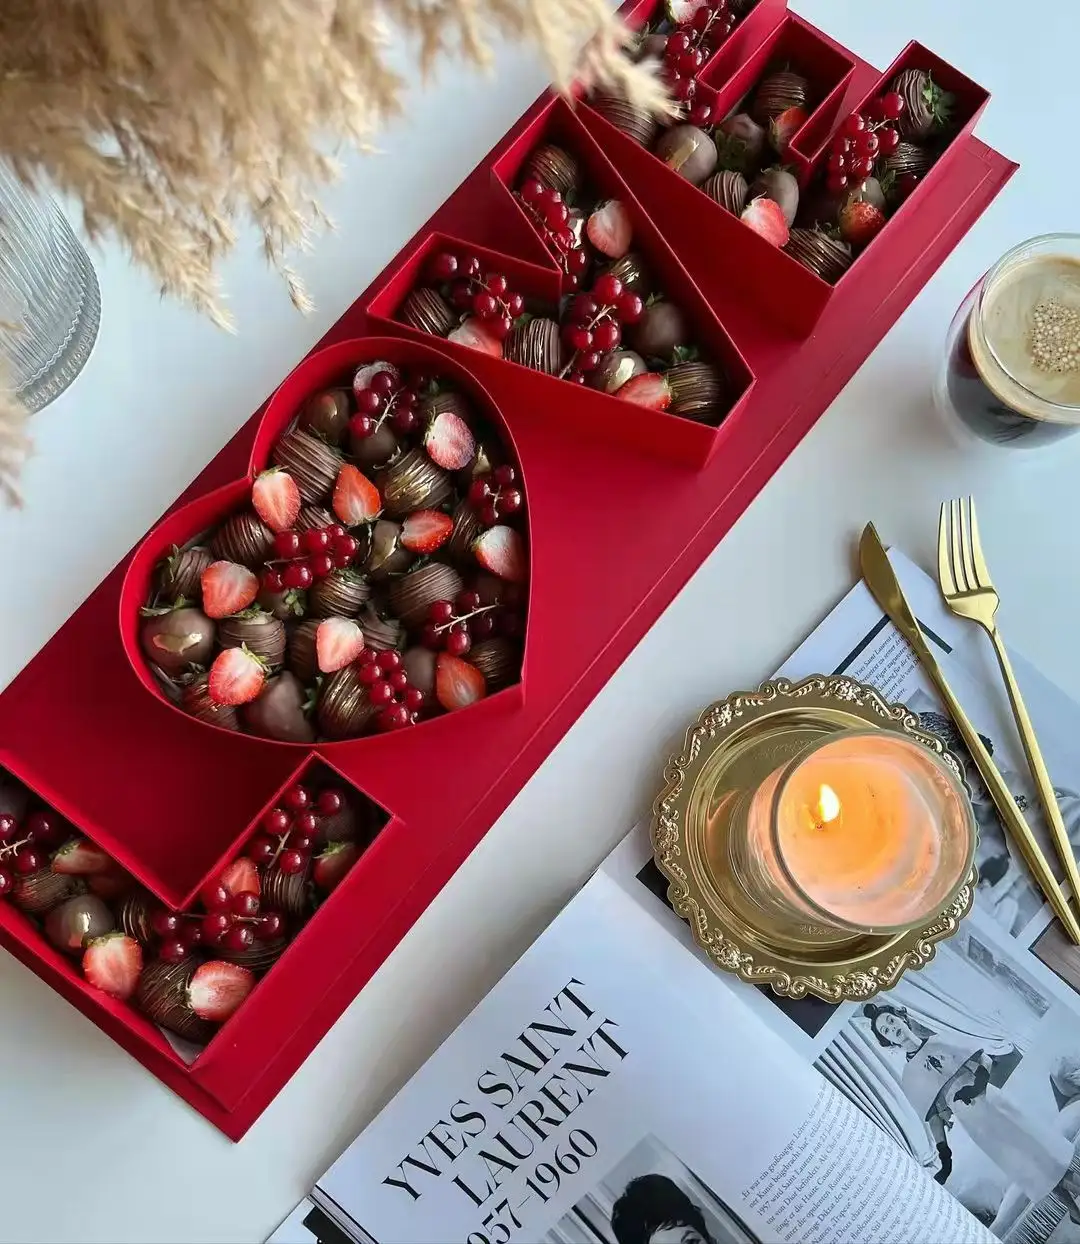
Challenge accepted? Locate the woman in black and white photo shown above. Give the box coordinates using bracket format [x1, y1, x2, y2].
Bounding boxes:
[865, 1002, 1080, 1219]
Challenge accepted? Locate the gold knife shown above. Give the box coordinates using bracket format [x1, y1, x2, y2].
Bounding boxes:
[859, 523, 1080, 945]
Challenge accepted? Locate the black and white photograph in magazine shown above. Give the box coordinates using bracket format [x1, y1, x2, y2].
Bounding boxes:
[814, 919, 1080, 1242]
[906, 691, 1080, 941]
[542, 1134, 760, 1244]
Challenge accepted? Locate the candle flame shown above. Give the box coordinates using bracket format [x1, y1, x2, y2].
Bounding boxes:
[816, 784, 841, 825]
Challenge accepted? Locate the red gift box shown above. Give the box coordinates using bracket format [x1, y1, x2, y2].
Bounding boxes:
[0, 0, 1015, 1139]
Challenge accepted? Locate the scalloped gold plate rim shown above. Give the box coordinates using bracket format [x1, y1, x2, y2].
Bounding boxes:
[651, 675, 976, 1003]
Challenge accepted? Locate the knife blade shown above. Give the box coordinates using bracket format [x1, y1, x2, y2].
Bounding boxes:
[859, 522, 1080, 944]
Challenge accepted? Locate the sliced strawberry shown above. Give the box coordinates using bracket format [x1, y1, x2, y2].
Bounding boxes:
[332, 464, 381, 526]
[188, 960, 255, 1022]
[51, 836, 112, 876]
[313, 841, 361, 893]
[586, 200, 633, 259]
[618, 372, 673, 411]
[83, 933, 143, 1000]
[472, 525, 527, 584]
[400, 508, 454, 555]
[352, 361, 400, 397]
[252, 469, 301, 532]
[435, 652, 487, 711]
[216, 856, 261, 900]
[208, 645, 267, 706]
[740, 197, 789, 247]
[424, 411, 475, 470]
[448, 317, 503, 358]
[769, 106, 808, 157]
[201, 560, 259, 619]
[316, 617, 365, 674]
[840, 199, 886, 248]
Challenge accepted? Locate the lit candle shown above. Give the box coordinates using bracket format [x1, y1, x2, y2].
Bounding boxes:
[737, 731, 975, 935]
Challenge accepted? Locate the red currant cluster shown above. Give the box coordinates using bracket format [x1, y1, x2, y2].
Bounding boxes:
[249, 784, 342, 877]
[354, 649, 424, 730]
[467, 465, 523, 527]
[152, 895, 284, 963]
[351, 368, 430, 441]
[421, 589, 524, 654]
[261, 525, 360, 593]
[825, 92, 906, 196]
[428, 250, 525, 342]
[517, 181, 590, 289]
[560, 275, 645, 383]
[662, 3, 735, 115]
[0, 811, 66, 897]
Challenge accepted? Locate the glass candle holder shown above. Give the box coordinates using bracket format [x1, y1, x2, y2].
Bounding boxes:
[729, 730, 976, 938]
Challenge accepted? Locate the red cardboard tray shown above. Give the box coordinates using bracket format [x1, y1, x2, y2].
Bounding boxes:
[0, 0, 1016, 1140]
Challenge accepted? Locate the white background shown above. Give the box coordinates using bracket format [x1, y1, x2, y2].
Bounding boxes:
[0, 1, 1077, 1240]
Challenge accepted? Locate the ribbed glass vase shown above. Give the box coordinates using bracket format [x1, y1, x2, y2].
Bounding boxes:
[0, 164, 100, 412]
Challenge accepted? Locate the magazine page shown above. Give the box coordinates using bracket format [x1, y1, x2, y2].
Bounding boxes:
[605, 552, 1080, 1243]
[310, 870, 990, 1244]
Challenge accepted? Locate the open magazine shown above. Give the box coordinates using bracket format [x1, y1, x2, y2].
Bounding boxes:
[271, 553, 1080, 1244]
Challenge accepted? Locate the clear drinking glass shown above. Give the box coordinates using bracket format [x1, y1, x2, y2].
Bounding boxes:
[0, 164, 100, 412]
[936, 234, 1080, 449]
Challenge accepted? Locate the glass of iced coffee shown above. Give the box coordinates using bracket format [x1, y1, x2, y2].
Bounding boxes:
[937, 234, 1080, 448]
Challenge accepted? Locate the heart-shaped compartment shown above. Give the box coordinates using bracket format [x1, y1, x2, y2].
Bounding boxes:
[120, 338, 530, 746]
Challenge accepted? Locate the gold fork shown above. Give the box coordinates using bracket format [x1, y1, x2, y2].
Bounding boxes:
[938, 496, 1080, 913]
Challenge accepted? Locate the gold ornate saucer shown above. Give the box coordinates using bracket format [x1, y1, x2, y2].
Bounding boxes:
[651, 675, 976, 1002]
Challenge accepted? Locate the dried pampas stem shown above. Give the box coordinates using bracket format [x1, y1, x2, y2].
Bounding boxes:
[0, 0, 665, 505]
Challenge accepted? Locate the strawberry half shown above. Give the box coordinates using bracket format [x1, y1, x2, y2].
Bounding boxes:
[332, 464, 381, 526]
[313, 841, 361, 893]
[448, 317, 503, 358]
[252, 469, 301, 532]
[472, 525, 527, 583]
[51, 836, 112, 876]
[769, 106, 807, 157]
[201, 560, 259, 619]
[83, 933, 143, 1000]
[586, 200, 632, 259]
[424, 411, 475, 471]
[401, 508, 453, 553]
[435, 652, 486, 712]
[618, 372, 672, 411]
[740, 197, 789, 247]
[208, 645, 267, 706]
[216, 856, 261, 900]
[840, 199, 886, 248]
[316, 617, 365, 674]
[188, 960, 255, 1023]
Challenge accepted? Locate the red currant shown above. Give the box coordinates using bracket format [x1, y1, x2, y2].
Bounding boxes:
[230, 892, 261, 918]
[274, 531, 302, 559]
[593, 274, 624, 304]
[202, 883, 230, 912]
[278, 850, 306, 876]
[248, 835, 277, 866]
[355, 389, 381, 414]
[378, 704, 411, 731]
[877, 127, 900, 155]
[0, 814, 17, 842]
[224, 924, 255, 953]
[507, 293, 525, 318]
[593, 319, 621, 351]
[470, 612, 496, 640]
[159, 939, 188, 964]
[369, 680, 394, 707]
[564, 325, 594, 353]
[262, 568, 285, 594]
[151, 909, 181, 937]
[843, 113, 867, 137]
[420, 623, 442, 651]
[334, 534, 360, 563]
[201, 912, 231, 944]
[429, 600, 454, 624]
[255, 912, 284, 940]
[449, 280, 473, 311]
[880, 91, 906, 119]
[178, 922, 203, 949]
[498, 487, 523, 515]
[569, 295, 598, 324]
[619, 292, 644, 324]
[304, 528, 331, 554]
[370, 373, 394, 396]
[358, 660, 382, 685]
[826, 173, 849, 195]
[479, 500, 500, 527]
[850, 157, 874, 179]
[264, 807, 290, 835]
[427, 251, 459, 282]
[446, 628, 471, 656]
[326, 524, 345, 541]
[294, 811, 319, 837]
[283, 785, 310, 812]
[472, 292, 498, 320]
[520, 178, 544, 203]
[826, 152, 847, 173]
[0, 867, 13, 898]
[688, 102, 713, 128]
[283, 562, 312, 590]
[316, 789, 344, 816]
[393, 407, 419, 433]
[310, 551, 335, 579]
[666, 32, 690, 56]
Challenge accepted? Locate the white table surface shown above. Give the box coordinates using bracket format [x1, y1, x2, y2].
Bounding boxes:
[1, 2, 1077, 1240]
